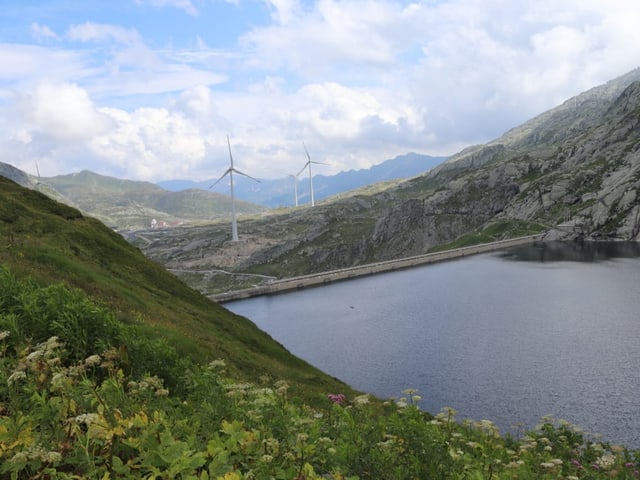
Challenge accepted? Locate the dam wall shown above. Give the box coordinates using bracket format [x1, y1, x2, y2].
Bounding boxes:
[210, 234, 545, 303]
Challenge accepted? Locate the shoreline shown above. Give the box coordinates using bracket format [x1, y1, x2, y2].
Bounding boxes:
[210, 233, 546, 303]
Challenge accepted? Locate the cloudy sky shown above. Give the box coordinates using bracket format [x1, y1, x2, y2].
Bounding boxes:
[1, 0, 640, 182]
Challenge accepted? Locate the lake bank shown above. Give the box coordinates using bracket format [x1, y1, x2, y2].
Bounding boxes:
[210, 233, 545, 303]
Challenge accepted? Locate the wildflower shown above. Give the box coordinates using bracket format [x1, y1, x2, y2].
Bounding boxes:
[42, 451, 62, 463]
[353, 394, 369, 405]
[274, 380, 289, 396]
[263, 438, 280, 455]
[26, 350, 43, 362]
[9, 451, 29, 464]
[396, 398, 408, 409]
[155, 388, 169, 397]
[540, 462, 556, 469]
[7, 370, 26, 385]
[596, 454, 616, 469]
[208, 359, 226, 370]
[75, 413, 101, 425]
[84, 354, 102, 367]
[260, 454, 274, 464]
[0, 330, 10, 341]
[327, 393, 346, 405]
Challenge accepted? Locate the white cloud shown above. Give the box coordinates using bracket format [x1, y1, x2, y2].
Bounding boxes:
[2, 1, 640, 183]
[67, 23, 142, 45]
[263, 0, 300, 24]
[30, 23, 59, 42]
[90, 107, 207, 180]
[135, 0, 199, 16]
[242, 0, 403, 75]
[15, 82, 114, 143]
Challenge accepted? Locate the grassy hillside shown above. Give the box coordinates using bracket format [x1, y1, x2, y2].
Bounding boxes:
[42, 170, 267, 229]
[0, 175, 354, 402]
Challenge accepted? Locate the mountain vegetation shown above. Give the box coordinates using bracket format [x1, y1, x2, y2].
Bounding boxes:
[135, 69, 640, 296]
[0, 175, 351, 401]
[39, 170, 267, 230]
[2, 176, 639, 478]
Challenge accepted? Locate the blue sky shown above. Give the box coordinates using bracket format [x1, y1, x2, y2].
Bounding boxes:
[1, 0, 640, 182]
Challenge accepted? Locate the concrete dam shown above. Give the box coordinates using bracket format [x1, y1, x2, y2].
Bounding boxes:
[210, 234, 545, 303]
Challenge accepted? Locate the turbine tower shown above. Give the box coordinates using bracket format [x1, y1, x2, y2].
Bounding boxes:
[298, 141, 326, 207]
[210, 135, 260, 241]
[289, 172, 300, 206]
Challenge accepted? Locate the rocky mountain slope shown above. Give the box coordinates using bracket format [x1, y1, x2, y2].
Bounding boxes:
[134, 68, 640, 296]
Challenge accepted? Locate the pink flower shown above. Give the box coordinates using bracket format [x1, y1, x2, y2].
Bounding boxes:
[327, 393, 346, 405]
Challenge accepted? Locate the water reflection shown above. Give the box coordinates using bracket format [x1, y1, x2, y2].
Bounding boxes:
[500, 241, 640, 262]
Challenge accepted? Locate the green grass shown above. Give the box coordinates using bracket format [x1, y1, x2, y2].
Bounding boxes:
[0, 176, 356, 404]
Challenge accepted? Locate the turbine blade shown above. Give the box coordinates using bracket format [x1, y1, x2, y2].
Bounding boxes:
[227, 135, 234, 167]
[232, 168, 261, 183]
[302, 141, 312, 162]
[297, 162, 309, 177]
[210, 169, 231, 188]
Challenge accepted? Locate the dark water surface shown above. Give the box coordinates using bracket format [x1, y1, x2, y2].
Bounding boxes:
[226, 242, 640, 448]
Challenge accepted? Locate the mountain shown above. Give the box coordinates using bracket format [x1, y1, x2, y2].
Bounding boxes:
[134, 67, 640, 296]
[158, 152, 446, 207]
[40, 170, 268, 229]
[0, 174, 352, 401]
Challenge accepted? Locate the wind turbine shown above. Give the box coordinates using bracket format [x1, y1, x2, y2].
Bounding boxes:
[210, 135, 260, 241]
[298, 141, 326, 207]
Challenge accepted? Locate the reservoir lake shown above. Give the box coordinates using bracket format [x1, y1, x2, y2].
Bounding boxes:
[226, 242, 640, 448]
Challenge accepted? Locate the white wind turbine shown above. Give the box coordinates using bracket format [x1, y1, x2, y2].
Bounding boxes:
[210, 135, 260, 241]
[288, 172, 300, 207]
[297, 141, 326, 207]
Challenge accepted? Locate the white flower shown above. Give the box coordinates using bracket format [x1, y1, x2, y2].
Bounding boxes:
[208, 359, 226, 370]
[84, 354, 102, 367]
[75, 413, 101, 425]
[7, 370, 26, 385]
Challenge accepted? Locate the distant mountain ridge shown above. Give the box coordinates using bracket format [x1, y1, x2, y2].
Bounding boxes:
[158, 152, 446, 207]
[41, 170, 267, 229]
[1, 152, 445, 229]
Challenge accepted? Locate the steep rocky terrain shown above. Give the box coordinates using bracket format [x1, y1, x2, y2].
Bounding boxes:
[134, 68, 640, 296]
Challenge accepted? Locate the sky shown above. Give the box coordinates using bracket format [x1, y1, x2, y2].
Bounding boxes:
[1, 0, 640, 183]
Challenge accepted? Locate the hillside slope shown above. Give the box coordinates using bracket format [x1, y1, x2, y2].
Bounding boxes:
[0, 175, 354, 400]
[41, 170, 267, 230]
